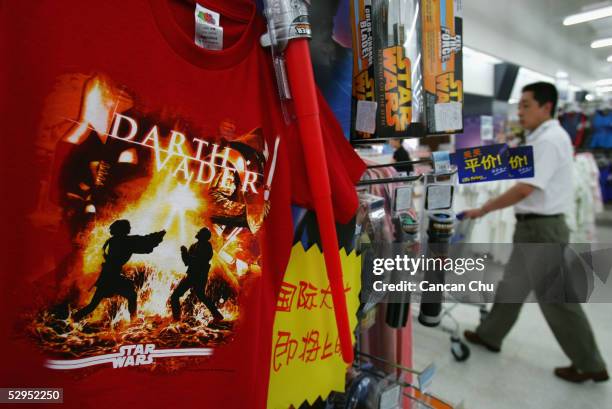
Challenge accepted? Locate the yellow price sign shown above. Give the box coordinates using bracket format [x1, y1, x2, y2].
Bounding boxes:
[267, 244, 361, 409]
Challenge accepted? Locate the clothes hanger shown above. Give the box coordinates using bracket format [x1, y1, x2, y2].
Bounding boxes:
[366, 159, 433, 169]
[361, 160, 426, 186]
[357, 174, 423, 186]
[359, 158, 453, 185]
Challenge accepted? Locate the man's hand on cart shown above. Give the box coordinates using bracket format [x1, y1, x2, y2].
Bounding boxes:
[459, 208, 487, 219]
[461, 184, 534, 220]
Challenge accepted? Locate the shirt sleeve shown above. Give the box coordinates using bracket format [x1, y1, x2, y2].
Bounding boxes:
[521, 140, 558, 190]
[289, 89, 366, 224]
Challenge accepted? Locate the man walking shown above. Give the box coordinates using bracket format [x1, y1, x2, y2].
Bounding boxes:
[462, 82, 608, 383]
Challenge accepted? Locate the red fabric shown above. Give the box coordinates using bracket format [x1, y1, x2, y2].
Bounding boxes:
[289, 90, 366, 224]
[575, 114, 587, 148]
[0, 1, 365, 408]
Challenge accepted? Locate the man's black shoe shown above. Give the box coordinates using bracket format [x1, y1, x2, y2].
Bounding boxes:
[554, 365, 609, 383]
[464, 330, 501, 353]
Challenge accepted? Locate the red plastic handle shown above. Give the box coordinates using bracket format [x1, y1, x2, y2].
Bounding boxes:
[285, 39, 354, 364]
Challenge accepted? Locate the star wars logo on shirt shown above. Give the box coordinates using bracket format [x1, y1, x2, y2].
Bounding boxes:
[440, 26, 461, 63]
[113, 344, 156, 368]
[45, 343, 214, 370]
[25, 73, 280, 373]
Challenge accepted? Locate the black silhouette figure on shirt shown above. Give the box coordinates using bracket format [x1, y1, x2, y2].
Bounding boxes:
[170, 227, 224, 323]
[73, 220, 165, 321]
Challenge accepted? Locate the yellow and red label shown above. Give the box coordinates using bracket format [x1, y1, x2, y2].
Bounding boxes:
[435, 72, 462, 103]
[382, 46, 412, 131]
[422, 0, 463, 133]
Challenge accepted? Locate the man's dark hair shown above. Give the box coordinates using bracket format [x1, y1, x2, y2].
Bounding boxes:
[522, 82, 558, 117]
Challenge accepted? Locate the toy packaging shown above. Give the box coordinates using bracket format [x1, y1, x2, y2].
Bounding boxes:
[421, 0, 463, 134]
[350, 0, 463, 142]
[350, 0, 426, 143]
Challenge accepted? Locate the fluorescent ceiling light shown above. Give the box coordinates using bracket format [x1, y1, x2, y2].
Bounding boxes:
[563, 5, 612, 26]
[598, 86, 612, 93]
[592, 38, 612, 48]
[597, 79, 612, 86]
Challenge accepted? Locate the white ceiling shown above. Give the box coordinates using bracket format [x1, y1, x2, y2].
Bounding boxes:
[463, 0, 612, 90]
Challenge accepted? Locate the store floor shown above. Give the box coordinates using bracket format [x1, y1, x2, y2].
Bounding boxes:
[412, 213, 612, 409]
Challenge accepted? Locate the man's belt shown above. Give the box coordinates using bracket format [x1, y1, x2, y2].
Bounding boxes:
[515, 213, 563, 222]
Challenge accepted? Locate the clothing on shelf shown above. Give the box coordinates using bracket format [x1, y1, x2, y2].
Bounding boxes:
[360, 162, 405, 242]
[454, 180, 516, 263]
[589, 110, 612, 149]
[559, 111, 587, 148]
[571, 153, 603, 242]
[592, 152, 612, 203]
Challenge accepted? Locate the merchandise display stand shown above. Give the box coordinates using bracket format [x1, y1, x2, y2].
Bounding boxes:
[340, 0, 465, 405]
[6, 1, 612, 408]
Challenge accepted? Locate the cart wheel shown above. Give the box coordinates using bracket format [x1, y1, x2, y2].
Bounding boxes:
[479, 306, 489, 323]
[451, 337, 470, 362]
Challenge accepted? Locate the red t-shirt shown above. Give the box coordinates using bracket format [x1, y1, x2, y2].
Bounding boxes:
[0, 1, 365, 408]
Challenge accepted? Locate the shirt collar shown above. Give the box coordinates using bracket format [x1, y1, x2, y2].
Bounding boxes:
[526, 119, 557, 143]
